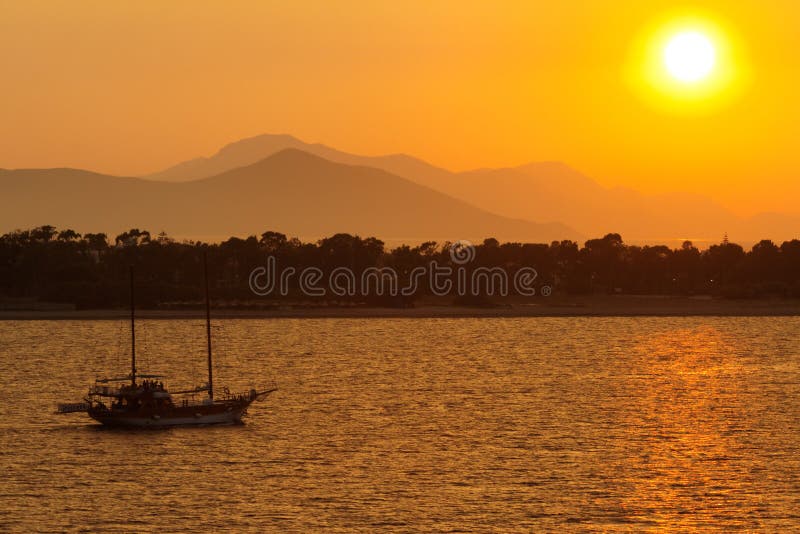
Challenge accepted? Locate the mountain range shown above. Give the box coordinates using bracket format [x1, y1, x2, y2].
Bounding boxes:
[2, 133, 798, 246]
[0, 149, 573, 243]
[145, 134, 800, 246]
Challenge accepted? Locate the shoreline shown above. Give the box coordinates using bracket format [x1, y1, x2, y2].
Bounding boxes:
[3, 296, 800, 320]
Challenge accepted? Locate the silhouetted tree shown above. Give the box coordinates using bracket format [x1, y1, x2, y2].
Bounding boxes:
[672, 240, 701, 293]
[583, 233, 625, 293]
[57, 229, 81, 241]
[31, 225, 58, 242]
[83, 233, 109, 250]
[259, 231, 288, 253]
[115, 228, 152, 247]
[703, 240, 746, 296]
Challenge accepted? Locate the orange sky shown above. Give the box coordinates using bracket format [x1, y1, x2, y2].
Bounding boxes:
[1, 1, 798, 216]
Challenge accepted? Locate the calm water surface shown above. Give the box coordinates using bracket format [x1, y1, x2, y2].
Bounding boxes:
[1, 317, 799, 531]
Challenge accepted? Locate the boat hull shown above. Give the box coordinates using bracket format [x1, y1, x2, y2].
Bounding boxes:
[88, 402, 252, 427]
[89, 410, 245, 427]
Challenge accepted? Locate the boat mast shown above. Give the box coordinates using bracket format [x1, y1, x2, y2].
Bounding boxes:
[204, 252, 214, 400]
[130, 265, 136, 387]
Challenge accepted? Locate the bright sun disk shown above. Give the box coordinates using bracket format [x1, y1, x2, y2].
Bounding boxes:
[663, 31, 716, 83]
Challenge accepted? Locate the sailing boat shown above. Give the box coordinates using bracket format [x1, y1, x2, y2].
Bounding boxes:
[57, 255, 276, 427]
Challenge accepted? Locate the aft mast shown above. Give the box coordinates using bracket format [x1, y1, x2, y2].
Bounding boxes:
[204, 252, 214, 400]
[130, 265, 136, 387]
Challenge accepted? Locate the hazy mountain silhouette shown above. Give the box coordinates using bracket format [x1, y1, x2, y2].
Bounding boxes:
[147, 134, 800, 244]
[421, 164, 741, 245]
[147, 133, 453, 185]
[0, 150, 577, 242]
[5, 135, 798, 245]
[429, 164, 800, 245]
[745, 212, 800, 241]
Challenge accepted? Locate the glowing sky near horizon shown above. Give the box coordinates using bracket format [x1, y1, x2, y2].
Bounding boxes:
[1, 1, 800, 216]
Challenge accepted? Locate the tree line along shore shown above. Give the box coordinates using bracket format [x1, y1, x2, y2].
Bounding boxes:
[2, 226, 800, 312]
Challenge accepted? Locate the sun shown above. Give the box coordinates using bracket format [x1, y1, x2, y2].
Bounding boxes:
[663, 31, 716, 83]
[625, 11, 750, 113]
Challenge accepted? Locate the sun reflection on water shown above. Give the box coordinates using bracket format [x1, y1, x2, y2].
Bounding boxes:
[609, 326, 764, 529]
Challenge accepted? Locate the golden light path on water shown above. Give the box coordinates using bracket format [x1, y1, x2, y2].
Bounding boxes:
[1, 317, 799, 530]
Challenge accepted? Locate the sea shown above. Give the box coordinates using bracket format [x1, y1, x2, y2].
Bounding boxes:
[1, 317, 799, 531]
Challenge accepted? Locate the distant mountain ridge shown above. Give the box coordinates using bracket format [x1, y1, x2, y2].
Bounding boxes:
[0, 149, 577, 243]
[144, 134, 800, 245]
[3, 133, 799, 245]
[147, 134, 453, 186]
